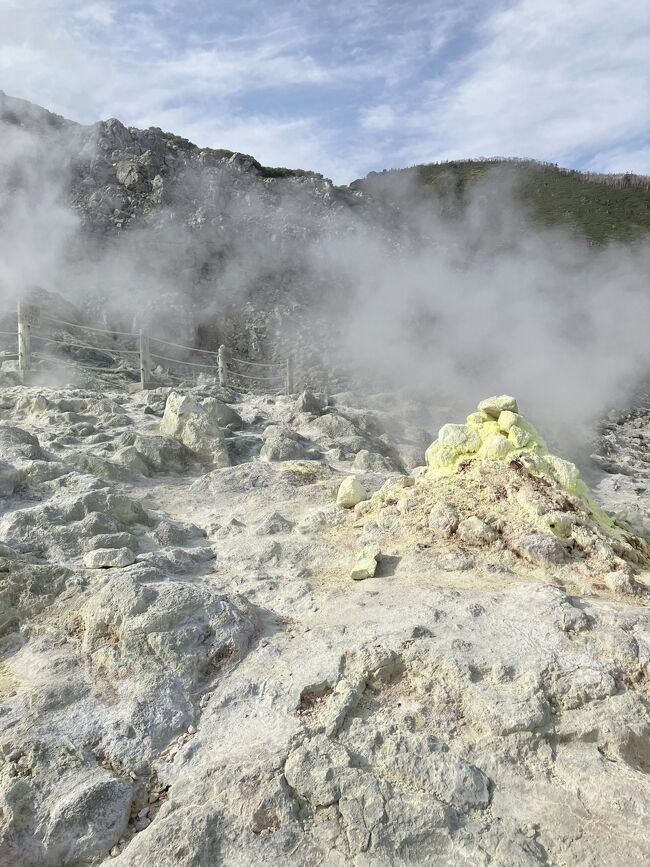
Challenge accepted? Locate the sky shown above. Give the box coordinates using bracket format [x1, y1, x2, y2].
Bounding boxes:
[0, 0, 648, 183]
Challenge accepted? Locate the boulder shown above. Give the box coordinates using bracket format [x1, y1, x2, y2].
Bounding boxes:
[293, 389, 326, 415]
[337, 477, 369, 509]
[119, 433, 190, 473]
[202, 397, 243, 429]
[0, 426, 42, 460]
[353, 449, 395, 472]
[260, 426, 309, 462]
[160, 392, 229, 466]
[113, 445, 151, 476]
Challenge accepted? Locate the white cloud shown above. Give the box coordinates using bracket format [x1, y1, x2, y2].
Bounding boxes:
[74, 2, 115, 27]
[0, 0, 647, 181]
[400, 0, 650, 172]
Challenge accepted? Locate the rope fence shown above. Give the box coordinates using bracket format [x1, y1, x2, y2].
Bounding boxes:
[8, 302, 295, 394]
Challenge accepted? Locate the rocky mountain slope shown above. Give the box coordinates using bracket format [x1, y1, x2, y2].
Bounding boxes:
[2, 90, 649, 372]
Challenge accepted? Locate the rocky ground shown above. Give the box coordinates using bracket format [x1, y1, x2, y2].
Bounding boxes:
[0, 367, 649, 867]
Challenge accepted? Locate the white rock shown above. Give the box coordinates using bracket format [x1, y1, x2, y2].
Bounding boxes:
[477, 395, 519, 417]
[437, 423, 481, 452]
[84, 547, 136, 569]
[160, 391, 229, 466]
[350, 546, 380, 581]
[337, 477, 369, 508]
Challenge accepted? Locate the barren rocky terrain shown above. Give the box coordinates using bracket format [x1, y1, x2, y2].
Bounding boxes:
[0, 359, 649, 867]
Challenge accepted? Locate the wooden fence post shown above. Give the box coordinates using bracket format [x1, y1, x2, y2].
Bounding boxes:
[218, 345, 228, 386]
[17, 301, 38, 382]
[139, 329, 151, 388]
[285, 353, 295, 395]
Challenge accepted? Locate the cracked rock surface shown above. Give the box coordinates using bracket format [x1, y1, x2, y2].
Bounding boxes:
[0, 379, 649, 866]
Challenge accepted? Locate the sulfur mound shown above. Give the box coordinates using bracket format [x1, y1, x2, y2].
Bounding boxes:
[356, 396, 650, 592]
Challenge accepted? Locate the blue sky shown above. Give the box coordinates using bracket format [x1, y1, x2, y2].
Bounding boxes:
[1, 0, 648, 182]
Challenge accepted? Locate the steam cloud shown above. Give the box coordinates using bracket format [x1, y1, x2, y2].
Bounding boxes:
[1, 106, 649, 447]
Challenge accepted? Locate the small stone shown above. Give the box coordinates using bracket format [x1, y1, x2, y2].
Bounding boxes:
[337, 476, 369, 509]
[350, 546, 380, 581]
[255, 512, 294, 535]
[187, 724, 196, 734]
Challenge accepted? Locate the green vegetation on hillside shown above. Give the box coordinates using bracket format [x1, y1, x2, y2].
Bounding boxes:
[352, 159, 650, 244]
[162, 132, 319, 180]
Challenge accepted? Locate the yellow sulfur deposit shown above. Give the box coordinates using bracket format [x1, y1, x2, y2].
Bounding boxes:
[427, 396, 582, 497]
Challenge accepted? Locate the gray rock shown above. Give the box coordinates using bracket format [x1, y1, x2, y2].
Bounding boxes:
[202, 397, 243, 429]
[43, 775, 132, 864]
[293, 390, 326, 415]
[118, 433, 190, 473]
[456, 516, 498, 545]
[260, 426, 309, 462]
[517, 532, 568, 565]
[352, 449, 394, 473]
[87, 532, 139, 552]
[436, 552, 476, 571]
[255, 512, 295, 535]
[0, 461, 18, 496]
[428, 501, 460, 537]
[0, 426, 42, 460]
